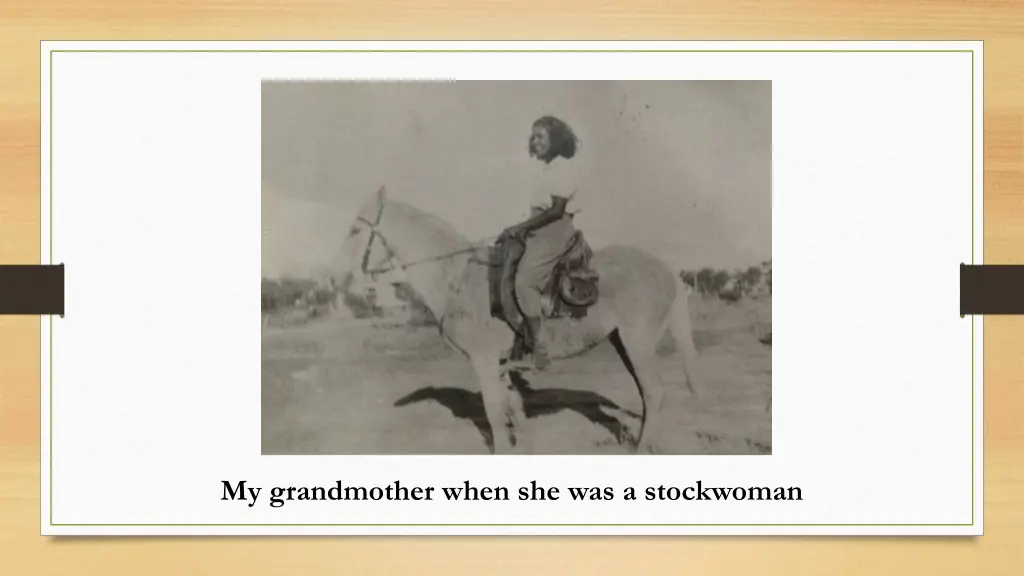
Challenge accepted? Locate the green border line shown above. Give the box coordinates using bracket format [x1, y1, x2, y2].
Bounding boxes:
[45, 46, 979, 529]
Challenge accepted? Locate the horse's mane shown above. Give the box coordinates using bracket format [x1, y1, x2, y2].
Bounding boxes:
[385, 199, 472, 249]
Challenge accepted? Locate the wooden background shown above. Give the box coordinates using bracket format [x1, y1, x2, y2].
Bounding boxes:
[1, 2, 1021, 574]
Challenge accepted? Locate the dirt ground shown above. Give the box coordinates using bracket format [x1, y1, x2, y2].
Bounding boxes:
[261, 296, 772, 455]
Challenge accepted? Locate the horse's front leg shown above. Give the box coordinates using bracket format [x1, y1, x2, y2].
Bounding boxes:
[504, 370, 531, 454]
[471, 354, 516, 454]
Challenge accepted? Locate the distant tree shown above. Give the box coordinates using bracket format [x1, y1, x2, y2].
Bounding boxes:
[696, 267, 717, 296]
[680, 270, 697, 289]
[712, 270, 731, 294]
[742, 266, 763, 290]
[679, 260, 771, 302]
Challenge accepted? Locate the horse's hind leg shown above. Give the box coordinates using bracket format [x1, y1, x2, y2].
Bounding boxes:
[610, 330, 666, 455]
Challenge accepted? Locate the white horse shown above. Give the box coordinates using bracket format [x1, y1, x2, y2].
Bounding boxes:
[335, 186, 701, 454]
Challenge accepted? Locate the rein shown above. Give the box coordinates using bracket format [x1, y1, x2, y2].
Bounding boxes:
[357, 202, 496, 280]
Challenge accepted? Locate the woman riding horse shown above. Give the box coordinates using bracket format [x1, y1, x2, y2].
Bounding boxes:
[497, 115, 583, 370]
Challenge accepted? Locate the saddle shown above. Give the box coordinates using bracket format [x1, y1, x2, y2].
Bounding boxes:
[484, 230, 600, 331]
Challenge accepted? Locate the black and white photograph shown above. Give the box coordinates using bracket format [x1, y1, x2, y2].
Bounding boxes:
[261, 80, 772, 456]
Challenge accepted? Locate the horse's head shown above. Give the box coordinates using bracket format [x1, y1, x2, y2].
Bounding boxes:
[336, 186, 396, 281]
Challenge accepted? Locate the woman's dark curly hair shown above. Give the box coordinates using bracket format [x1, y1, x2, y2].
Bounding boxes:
[529, 115, 580, 161]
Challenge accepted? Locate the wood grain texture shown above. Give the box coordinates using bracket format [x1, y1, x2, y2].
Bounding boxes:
[1, 1, 1021, 574]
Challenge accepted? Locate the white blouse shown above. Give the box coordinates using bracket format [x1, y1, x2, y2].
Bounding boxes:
[527, 156, 582, 216]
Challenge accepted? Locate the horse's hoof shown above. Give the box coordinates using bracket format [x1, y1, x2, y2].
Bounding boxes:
[636, 443, 660, 455]
[616, 426, 637, 447]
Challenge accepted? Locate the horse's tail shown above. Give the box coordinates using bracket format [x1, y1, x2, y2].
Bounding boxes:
[668, 274, 701, 397]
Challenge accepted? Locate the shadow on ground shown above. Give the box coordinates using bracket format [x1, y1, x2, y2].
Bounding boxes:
[393, 373, 642, 452]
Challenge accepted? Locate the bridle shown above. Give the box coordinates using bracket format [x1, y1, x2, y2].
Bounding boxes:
[355, 201, 491, 281]
[356, 200, 398, 279]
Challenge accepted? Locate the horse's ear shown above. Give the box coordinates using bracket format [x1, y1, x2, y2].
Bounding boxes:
[357, 185, 386, 222]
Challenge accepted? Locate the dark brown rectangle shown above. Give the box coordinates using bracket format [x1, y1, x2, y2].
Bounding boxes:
[961, 264, 1024, 315]
[0, 264, 64, 316]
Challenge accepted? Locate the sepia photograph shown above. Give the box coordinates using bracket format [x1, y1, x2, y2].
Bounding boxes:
[261, 79, 772, 456]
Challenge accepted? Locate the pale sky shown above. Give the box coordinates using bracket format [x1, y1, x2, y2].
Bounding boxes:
[262, 80, 771, 279]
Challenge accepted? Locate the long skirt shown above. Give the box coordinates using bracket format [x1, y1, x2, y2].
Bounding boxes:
[515, 214, 577, 318]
